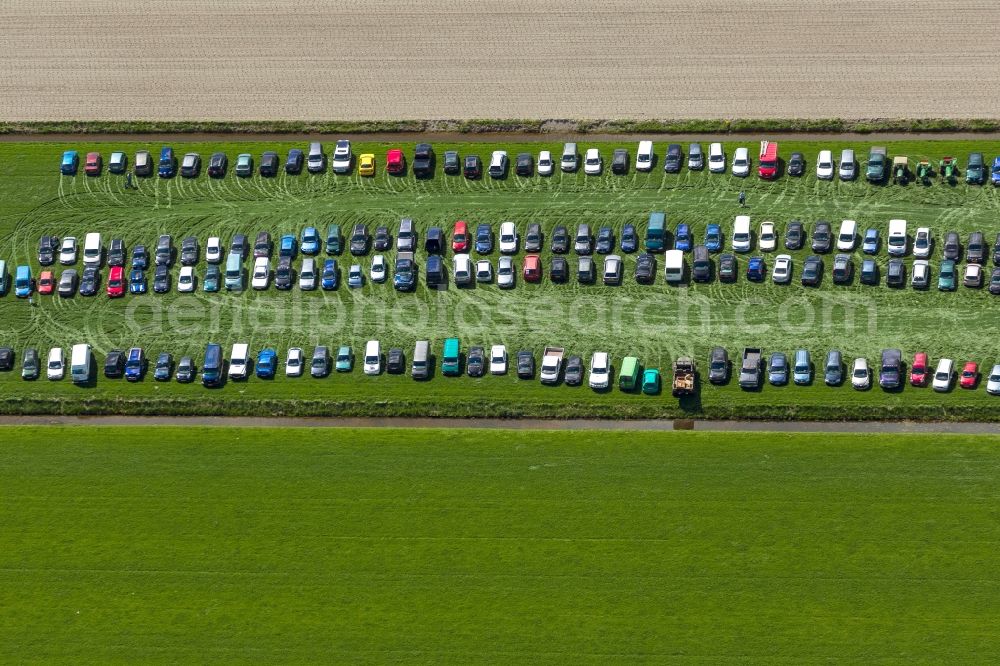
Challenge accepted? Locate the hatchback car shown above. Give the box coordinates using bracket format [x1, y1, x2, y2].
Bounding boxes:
[463, 155, 481, 179]
[913, 227, 932, 258]
[79, 267, 99, 296]
[832, 254, 853, 284]
[811, 222, 832, 253]
[784, 221, 804, 250]
[621, 224, 638, 253]
[321, 259, 339, 290]
[313, 347, 333, 377]
[537, 150, 554, 176]
[990, 267, 1000, 295]
[932, 358, 954, 391]
[852, 358, 871, 390]
[596, 227, 615, 254]
[475, 259, 492, 283]
[452, 221, 469, 253]
[180, 236, 199, 265]
[103, 349, 124, 379]
[759, 222, 776, 251]
[718, 254, 737, 282]
[285, 149, 304, 175]
[824, 350, 843, 386]
[787, 152, 805, 176]
[38, 235, 59, 265]
[583, 148, 602, 175]
[207, 152, 228, 178]
[153, 352, 173, 381]
[516, 350, 535, 379]
[635, 253, 656, 284]
[862, 228, 880, 254]
[524, 223, 543, 253]
[986, 364, 1000, 395]
[465, 347, 484, 377]
[938, 260, 957, 291]
[964, 263, 983, 288]
[129, 269, 146, 294]
[152, 265, 170, 293]
[499, 222, 518, 254]
[960, 361, 979, 389]
[106, 266, 124, 297]
[768, 352, 788, 385]
[59, 237, 78, 264]
[497, 256, 515, 288]
[180, 152, 201, 178]
[801, 255, 823, 286]
[285, 348, 304, 377]
[708, 347, 729, 384]
[910, 352, 930, 386]
[602, 255, 622, 285]
[611, 149, 629, 175]
[704, 224, 722, 252]
[745, 256, 765, 281]
[515, 152, 533, 177]
[551, 225, 569, 254]
[550, 256, 569, 283]
[203, 264, 220, 292]
[886, 259, 905, 287]
[234, 153, 253, 177]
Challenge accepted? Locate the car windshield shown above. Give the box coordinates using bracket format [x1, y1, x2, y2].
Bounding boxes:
[936, 372, 949, 380]
[854, 368, 866, 377]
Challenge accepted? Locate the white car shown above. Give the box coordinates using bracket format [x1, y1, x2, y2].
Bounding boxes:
[177, 266, 195, 292]
[913, 227, 932, 258]
[453, 253, 472, 285]
[331, 139, 352, 173]
[965, 263, 982, 287]
[759, 222, 776, 251]
[588, 351, 610, 389]
[583, 148, 602, 175]
[912, 260, 930, 287]
[489, 345, 508, 374]
[635, 141, 654, 171]
[816, 150, 835, 179]
[537, 150, 553, 176]
[205, 237, 222, 263]
[497, 256, 515, 288]
[363, 340, 381, 375]
[851, 358, 870, 390]
[47, 347, 64, 380]
[732, 147, 750, 177]
[708, 142, 725, 173]
[285, 347, 304, 377]
[251, 256, 270, 289]
[772, 254, 792, 283]
[837, 220, 857, 251]
[370, 254, 386, 283]
[932, 358, 954, 392]
[59, 237, 78, 264]
[475, 259, 492, 283]
[488, 150, 508, 178]
[498, 221, 518, 254]
[986, 363, 1000, 395]
[299, 257, 317, 290]
[347, 264, 363, 288]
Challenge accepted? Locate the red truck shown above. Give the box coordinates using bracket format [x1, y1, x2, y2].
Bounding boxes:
[758, 141, 778, 179]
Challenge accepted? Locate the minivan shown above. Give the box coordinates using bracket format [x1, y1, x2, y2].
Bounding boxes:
[793, 349, 811, 385]
[691, 245, 712, 282]
[441, 338, 461, 376]
[824, 350, 843, 386]
[732, 215, 752, 252]
[887, 219, 907, 256]
[224, 252, 243, 290]
[688, 143, 704, 170]
[228, 343, 250, 380]
[397, 218, 415, 252]
[70, 343, 92, 384]
[202, 343, 223, 386]
[307, 142, 325, 172]
[363, 340, 381, 375]
[836, 220, 856, 251]
[635, 141, 653, 171]
[15, 265, 32, 298]
[574, 224, 592, 255]
[838, 149, 856, 180]
[412, 340, 430, 380]
[83, 232, 102, 267]
[663, 249, 685, 283]
[645, 212, 666, 252]
[879, 349, 902, 389]
[561, 143, 578, 172]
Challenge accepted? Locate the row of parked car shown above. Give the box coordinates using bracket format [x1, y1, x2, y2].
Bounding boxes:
[58, 141, 1000, 185]
[6, 342, 998, 396]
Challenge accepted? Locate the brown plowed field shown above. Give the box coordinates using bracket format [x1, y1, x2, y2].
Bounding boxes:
[2, 0, 997, 121]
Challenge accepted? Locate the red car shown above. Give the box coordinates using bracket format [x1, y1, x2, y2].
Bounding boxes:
[386, 149, 405, 175]
[960, 361, 979, 389]
[38, 271, 54, 295]
[84, 151, 102, 176]
[522, 254, 542, 282]
[452, 221, 469, 252]
[910, 352, 929, 386]
[106, 266, 124, 298]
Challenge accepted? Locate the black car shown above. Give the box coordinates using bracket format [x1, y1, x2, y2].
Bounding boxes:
[801, 255, 823, 286]
[550, 256, 569, 282]
[463, 155, 481, 179]
[259, 151, 279, 177]
[104, 349, 125, 378]
[207, 152, 228, 178]
[0, 346, 13, 371]
[596, 227, 615, 255]
[466, 346, 485, 378]
[524, 223, 543, 252]
[943, 232, 961, 261]
[886, 258, 905, 287]
[611, 148, 629, 175]
[785, 221, 804, 250]
[38, 235, 59, 265]
[635, 253, 656, 284]
[152, 352, 173, 381]
[108, 239, 126, 267]
[443, 151, 460, 175]
[967, 232, 985, 265]
[285, 149, 304, 174]
[708, 346, 729, 384]
[22, 348, 39, 380]
[787, 152, 805, 177]
[551, 225, 569, 254]
[153, 264, 170, 293]
[425, 255, 446, 287]
[692, 245, 712, 282]
[131, 245, 148, 270]
[386, 348, 406, 375]
[663, 144, 682, 173]
[275, 257, 293, 290]
[413, 143, 434, 177]
[990, 267, 1000, 295]
[564, 355, 583, 386]
[254, 231, 272, 259]
[516, 350, 535, 379]
[811, 222, 832, 253]
[718, 253, 737, 282]
[832, 254, 853, 284]
[424, 227, 443, 255]
[515, 152, 533, 177]
[373, 226, 391, 251]
[349, 224, 369, 256]
[79, 267, 99, 296]
[992, 233, 1000, 265]
[860, 258, 879, 285]
[620, 224, 637, 253]
[155, 234, 173, 266]
[180, 236, 199, 265]
[58, 269, 78, 297]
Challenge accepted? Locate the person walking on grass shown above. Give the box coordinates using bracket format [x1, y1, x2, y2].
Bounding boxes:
[125, 171, 133, 190]
[738, 190, 746, 208]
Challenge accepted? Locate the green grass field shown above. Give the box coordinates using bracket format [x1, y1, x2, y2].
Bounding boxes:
[1, 138, 1000, 419]
[2, 426, 1000, 662]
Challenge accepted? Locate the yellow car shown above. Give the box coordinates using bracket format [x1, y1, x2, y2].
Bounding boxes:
[358, 153, 375, 176]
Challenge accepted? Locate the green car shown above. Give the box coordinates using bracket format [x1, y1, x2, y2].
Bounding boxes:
[203, 264, 220, 292]
[641, 368, 661, 395]
[335, 345, 353, 372]
[938, 260, 957, 291]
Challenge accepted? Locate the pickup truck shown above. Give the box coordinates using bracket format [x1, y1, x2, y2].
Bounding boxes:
[671, 357, 696, 396]
[738, 347, 763, 389]
[393, 252, 415, 291]
[866, 147, 887, 183]
[539, 346, 565, 384]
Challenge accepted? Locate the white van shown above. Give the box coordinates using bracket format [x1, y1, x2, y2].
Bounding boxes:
[836, 220, 857, 251]
[732, 215, 752, 252]
[838, 149, 856, 181]
[887, 219, 907, 256]
[228, 343, 250, 380]
[708, 142, 725, 173]
[363, 340, 381, 375]
[635, 141, 654, 172]
[83, 232, 102, 266]
[561, 143, 578, 172]
[70, 343, 92, 383]
[588, 351, 610, 389]
[663, 249, 685, 283]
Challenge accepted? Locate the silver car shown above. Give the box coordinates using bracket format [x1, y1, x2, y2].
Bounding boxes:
[307, 142, 325, 173]
[497, 256, 515, 289]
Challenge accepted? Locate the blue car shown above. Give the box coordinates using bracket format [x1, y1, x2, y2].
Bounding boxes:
[256, 348, 277, 378]
[620, 223, 638, 253]
[203, 264, 220, 292]
[158, 146, 176, 178]
[321, 259, 339, 290]
[862, 228, 879, 254]
[14, 265, 32, 298]
[674, 224, 692, 251]
[475, 223, 493, 254]
[747, 256, 765, 281]
[704, 224, 722, 252]
[279, 234, 297, 259]
[124, 347, 145, 382]
[129, 269, 147, 294]
[60, 150, 79, 176]
[992, 157, 1000, 186]
[300, 226, 320, 255]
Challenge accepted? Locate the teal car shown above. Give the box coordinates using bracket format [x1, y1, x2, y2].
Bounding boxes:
[203, 264, 220, 292]
[60, 150, 79, 176]
[335, 345, 353, 372]
[938, 260, 957, 291]
[234, 153, 254, 177]
[641, 368, 661, 395]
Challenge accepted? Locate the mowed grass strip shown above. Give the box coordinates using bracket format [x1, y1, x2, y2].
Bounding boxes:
[2, 426, 1000, 662]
